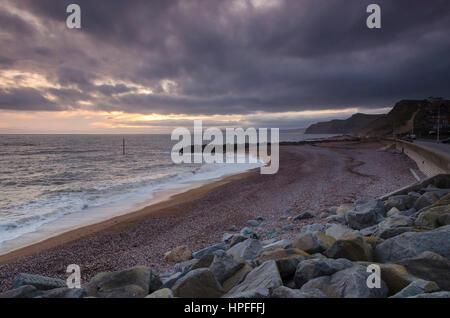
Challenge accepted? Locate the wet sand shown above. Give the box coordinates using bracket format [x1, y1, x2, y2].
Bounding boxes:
[0, 141, 423, 291]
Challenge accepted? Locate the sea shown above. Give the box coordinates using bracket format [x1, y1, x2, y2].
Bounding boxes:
[0, 132, 337, 252]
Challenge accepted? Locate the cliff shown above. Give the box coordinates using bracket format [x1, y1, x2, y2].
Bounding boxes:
[305, 113, 384, 134]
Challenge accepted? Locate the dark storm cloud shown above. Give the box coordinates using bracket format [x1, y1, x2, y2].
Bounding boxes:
[0, 88, 61, 111]
[1, 0, 450, 120]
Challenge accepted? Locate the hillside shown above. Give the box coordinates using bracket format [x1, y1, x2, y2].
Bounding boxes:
[305, 113, 384, 134]
[356, 99, 450, 138]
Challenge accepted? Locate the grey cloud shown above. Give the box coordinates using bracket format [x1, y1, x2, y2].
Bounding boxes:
[0, 88, 62, 111]
[0, 0, 449, 122]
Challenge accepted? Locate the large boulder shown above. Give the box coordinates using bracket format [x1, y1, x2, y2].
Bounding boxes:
[271, 286, 327, 298]
[227, 238, 262, 260]
[299, 265, 388, 298]
[325, 234, 373, 261]
[190, 254, 215, 270]
[224, 288, 270, 298]
[229, 235, 248, 247]
[13, 273, 67, 291]
[377, 215, 414, 233]
[414, 192, 439, 210]
[397, 251, 450, 291]
[224, 260, 282, 297]
[0, 285, 41, 298]
[374, 225, 450, 262]
[174, 259, 197, 273]
[145, 288, 174, 298]
[209, 250, 245, 284]
[171, 268, 224, 298]
[160, 271, 186, 289]
[408, 291, 450, 298]
[346, 200, 386, 230]
[378, 226, 416, 240]
[390, 280, 440, 298]
[164, 245, 193, 262]
[261, 239, 292, 252]
[359, 262, 417, 295]
[300, 223, 325, 235]
[38, 287, 87, 298]
[385, 195, 414, 211]
[85, 266, 154, 298]
[293, 210, 315, 221]
[336, 203, 354, 216]
[414, 204, 450, 229]
[294, 258, 353, 288]
[292, 231, 335, 254]
[192, 243, 226, 259]
[325, 224, 358, 240]
[256, 248, 310, 279]
[221, 263, 253, 293]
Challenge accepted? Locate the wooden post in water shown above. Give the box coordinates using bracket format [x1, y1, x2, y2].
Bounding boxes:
[123, 136, 125, 155]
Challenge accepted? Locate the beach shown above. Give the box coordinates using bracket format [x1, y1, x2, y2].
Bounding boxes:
[0, 141, 423, 291]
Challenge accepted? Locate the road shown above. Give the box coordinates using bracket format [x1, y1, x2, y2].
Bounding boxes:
[415, 139, 450, 156]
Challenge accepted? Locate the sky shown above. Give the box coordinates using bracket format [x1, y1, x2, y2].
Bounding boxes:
[0, 0, 449, 133]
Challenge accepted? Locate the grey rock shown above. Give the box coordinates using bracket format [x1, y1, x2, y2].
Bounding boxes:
[246, 219, 260, 226]
[378, 226, 414, 239]
[0, 285, 41, 298]
[261, 239, 293, 252]
[300, 223, 325, 235]
[145, 288, 174, 298]
[172, 268, 224, 298]
[300, 265, 388, 298]
[240, 227, 255, 237]
[358, 224, 379, 236]
[399, 208, 417, 217]
[282, 224, 297, 231]
[228, 238, 262, 261]
[386, 195, 414, 211]
[13, 273, 66, 291]
[222, 233, 235, 244]
[192, 242, 226, 259]
[256, 216, 264, 221]
[229, 235, 248, 247]
[279, 215, 289, 220]
[377, 215, 414, 232]
[293, 210, 315, 221]
[228, 225, 239, 232]
[209, 250, 245, 284]
[397, 251, 450, 291]
[374, 225, 450, 262]
[346, 200, 386, 230]
[85, 266, 152, 298]
[174, 259, 198, 273]
[294, 258, 354, 288]
[161, 271, 185, 289]
[325, 224, 357, 239]
[326, 214, 346, 224]
[225, 260, 282, 297]
[320, 212, 329, 218]
[414, 192, 439, 210]
[390, 280, 440, 298]
[328, 206, 338, 213]
[191, 253, 215, 270]
[38, 287, 87, 298]
[224, 288, 270, 298]
[271, 286, 327, 298]
[408, 291, 450, 298]
[292, 231, 335, 254]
